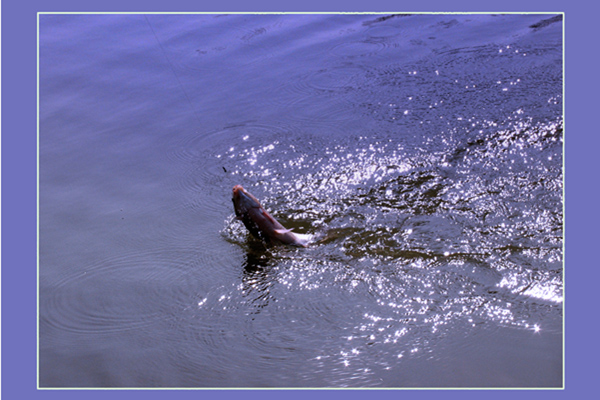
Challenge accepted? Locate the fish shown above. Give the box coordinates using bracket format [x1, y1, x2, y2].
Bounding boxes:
[232, 185, 312, 247]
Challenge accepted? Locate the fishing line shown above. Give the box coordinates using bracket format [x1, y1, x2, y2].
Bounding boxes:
[144, 15, 203, 126]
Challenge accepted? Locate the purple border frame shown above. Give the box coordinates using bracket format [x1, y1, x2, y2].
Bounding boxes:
[3, 0, 592, 399]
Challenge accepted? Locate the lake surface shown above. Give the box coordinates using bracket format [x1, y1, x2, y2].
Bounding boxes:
[38, 13, 563, 388]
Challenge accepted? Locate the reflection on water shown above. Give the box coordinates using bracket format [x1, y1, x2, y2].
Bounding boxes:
[40, 13, 562, 388]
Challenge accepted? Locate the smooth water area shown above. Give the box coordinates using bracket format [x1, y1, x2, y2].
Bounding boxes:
[39, 13, 563, 388]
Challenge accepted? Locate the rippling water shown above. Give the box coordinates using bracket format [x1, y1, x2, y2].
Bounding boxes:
[39, 13, 563, 388]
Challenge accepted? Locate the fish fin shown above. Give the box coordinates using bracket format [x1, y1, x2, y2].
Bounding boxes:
[293, 233, 312, 241]
[274, 228, 294, 234]
[293, 233, 313, 246]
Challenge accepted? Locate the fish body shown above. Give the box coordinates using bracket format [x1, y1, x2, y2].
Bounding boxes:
[232, 185, 311, 247]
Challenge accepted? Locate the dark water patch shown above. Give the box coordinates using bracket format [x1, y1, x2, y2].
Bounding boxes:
[529, 14, 563, 30]
[362, 14, 412, 27]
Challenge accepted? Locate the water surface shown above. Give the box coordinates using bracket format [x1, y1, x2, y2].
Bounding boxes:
[39, 13, 563, 388]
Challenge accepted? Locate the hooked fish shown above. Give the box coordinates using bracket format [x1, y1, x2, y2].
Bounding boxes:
[232, 185, 312, 247]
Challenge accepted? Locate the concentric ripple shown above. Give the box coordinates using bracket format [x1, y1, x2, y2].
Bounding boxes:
[39, 245, 231, 345]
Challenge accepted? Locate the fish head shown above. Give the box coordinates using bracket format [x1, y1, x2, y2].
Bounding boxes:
[232, 185, 261, 218]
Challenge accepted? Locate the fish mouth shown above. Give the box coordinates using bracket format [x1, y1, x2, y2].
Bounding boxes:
[232, 185, 251, 202]
[232, 185, 245, 197]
